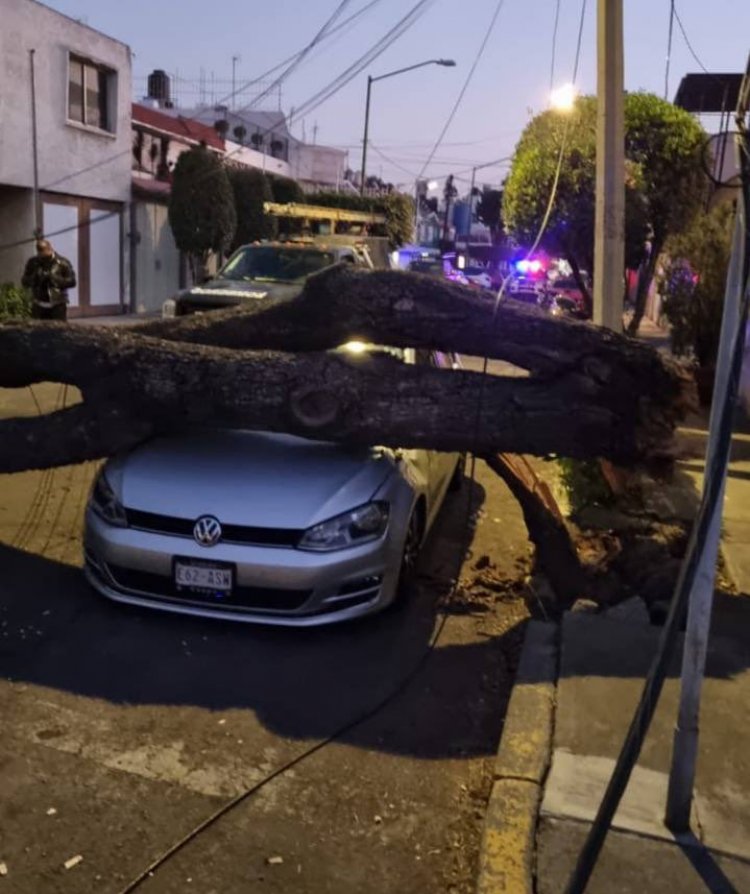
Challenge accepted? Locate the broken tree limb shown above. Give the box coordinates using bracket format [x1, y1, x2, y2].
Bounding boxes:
[0, 268, 693, 473]
[484, 453, 587, 607]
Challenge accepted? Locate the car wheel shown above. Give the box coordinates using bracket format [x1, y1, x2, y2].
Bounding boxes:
[395, 508, 422, 602]
[448, 454, 466, 492]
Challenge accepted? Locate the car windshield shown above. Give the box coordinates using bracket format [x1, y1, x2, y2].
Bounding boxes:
[219, 246, 336, 284]
[409, 260, 444, 277]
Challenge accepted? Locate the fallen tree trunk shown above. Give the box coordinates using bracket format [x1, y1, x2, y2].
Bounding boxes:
[0, 267, 693, 473]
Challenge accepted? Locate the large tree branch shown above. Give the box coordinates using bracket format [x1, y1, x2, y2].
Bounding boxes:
[0, 268, 693, 473]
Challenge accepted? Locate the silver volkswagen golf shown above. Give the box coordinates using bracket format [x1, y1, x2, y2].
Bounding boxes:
[84, 346, 463, 626]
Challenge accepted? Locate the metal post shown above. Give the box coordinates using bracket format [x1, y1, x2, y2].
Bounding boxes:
[665, 182, 746, 830]
[467, 166, 477, 242]
[360, 76, 372, 195]
[29, 48, 42, 238]
[231, 55, 239, 111]
[592, 0, 625, 329]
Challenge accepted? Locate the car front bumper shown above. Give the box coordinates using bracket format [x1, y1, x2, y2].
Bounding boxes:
[83, 507, 408, 627]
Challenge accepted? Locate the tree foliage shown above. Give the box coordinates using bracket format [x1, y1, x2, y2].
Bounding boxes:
[658, 202, 734, 368]
[268, 174, 305, 205]
[503, 93, 706, 324]
[227, 166, 276, 250]
[476, 188, 504, 240]
[168, 147, 236, 277]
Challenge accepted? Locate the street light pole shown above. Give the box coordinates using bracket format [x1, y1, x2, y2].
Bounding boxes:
[360, 76, 373, 196]
[592, 0, 625, 329]
[359, 58, 455, 195]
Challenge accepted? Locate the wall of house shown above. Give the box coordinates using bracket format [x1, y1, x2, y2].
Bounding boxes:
[224, 141, 291, 178]
[132, 201, 180, 314]
[0, 186, 34, 286]
[289, 143, 346, 189]
[0, 0, 132, 203]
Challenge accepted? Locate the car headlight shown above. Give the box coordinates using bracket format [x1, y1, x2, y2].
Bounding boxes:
[298, 502, 389, 552]
[90, 471, 127, 527]
[162, 297, 177, 318]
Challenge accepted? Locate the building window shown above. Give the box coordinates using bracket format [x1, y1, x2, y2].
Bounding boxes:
[68, 55, 116, 132]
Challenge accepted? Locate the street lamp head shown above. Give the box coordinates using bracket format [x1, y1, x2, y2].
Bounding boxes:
[550, 82, 577, 112]
[437, 59, 456, 67]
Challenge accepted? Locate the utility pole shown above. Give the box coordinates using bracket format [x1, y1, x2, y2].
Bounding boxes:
[592, 0, 625, 329]
[360, 75, 373, 195]
[29, 49, 41, 238]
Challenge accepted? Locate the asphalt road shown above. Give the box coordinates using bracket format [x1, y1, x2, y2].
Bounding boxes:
[0, 380, 533, 894]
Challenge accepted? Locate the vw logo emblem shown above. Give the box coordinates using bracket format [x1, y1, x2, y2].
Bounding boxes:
[193, 515, 222, 547]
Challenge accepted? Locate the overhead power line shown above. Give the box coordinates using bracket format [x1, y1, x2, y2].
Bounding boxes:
[417, 0, 507, 180]
[214, 0, 385, 108]
[673, 5, 711, 75]
[550, 0, 562, 92]
[246, 0, 354, 110]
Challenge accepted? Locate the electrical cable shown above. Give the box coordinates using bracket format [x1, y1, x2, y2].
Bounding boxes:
[249, 0, 436, 129]
[243, 0, 354, 112]
[664, 0, 675, 100]
[673, 5, 711, 76]
[213, 0, 384, 109]
[116, 385, 484, 893]
[417, 0, 507, 181]
[563, 121, 750, 894]
[550, 0, 562, 93]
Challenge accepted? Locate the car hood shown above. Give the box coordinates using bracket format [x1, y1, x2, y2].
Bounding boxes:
[182, 279, 302, 303]
[110, 430, 396, 530]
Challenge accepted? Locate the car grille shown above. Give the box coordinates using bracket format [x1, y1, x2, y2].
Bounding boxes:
[104, 563, 312, 613]
[125, 508, 303, 548]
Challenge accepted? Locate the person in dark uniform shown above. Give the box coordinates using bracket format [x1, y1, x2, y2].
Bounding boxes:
[22, 239, 77, 321]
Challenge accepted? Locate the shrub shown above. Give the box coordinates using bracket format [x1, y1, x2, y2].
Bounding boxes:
[0, 282, 32, 320]
[558, 458, 614, 515]
[227, 166, 276, 250]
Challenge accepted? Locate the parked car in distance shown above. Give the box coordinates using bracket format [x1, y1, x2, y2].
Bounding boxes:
[463, 266, 493, 290]
[84, 345, 464, 627]
[541, 294, 588, 320]
[547, 276, 587, 312]
[162, 239, 377, 317]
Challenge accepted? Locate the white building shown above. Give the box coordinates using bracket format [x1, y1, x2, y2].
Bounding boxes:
[0, 0, 132, 317]
[181, 101, 346, 190]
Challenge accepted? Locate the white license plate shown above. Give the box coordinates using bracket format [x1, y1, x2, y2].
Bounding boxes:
[175, 562, 233, 592]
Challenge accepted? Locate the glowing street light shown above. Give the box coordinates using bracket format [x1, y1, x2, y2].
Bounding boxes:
[550, 82, 577, 112]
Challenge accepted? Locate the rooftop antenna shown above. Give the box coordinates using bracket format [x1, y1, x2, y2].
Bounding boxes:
[231, 55, 241, 110]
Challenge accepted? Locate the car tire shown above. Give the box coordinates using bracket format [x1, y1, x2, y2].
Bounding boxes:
[395, 508, 423, 603]
[448, 455, 466, 492]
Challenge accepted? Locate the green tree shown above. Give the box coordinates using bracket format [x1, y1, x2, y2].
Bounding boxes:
[503, 93, 705, 324]
[268, 175, 305, 204]
[476, 188, 504, 241]
[227, 166, 276, 251]
[658, 202, 733, 370]
[168, 147, 236, 280]
[503, 96, 599, 312]
[624, 93, 707, 333]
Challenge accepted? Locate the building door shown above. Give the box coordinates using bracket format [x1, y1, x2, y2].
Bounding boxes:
[42, 194, 124, 317]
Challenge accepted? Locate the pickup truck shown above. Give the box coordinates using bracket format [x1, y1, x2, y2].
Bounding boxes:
[162, 238, 386, 318]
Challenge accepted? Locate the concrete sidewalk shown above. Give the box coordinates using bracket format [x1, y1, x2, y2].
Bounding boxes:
[536, 607, 750, 893]
[477, 320, 750, 893]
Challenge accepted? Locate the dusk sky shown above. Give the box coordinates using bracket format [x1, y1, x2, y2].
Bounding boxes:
[44, 0, 750, 190]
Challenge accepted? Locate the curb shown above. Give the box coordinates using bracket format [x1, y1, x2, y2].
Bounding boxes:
[476, 620, 558, 894]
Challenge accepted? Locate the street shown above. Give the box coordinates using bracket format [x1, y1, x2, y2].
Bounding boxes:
[0, 380, 532, 893]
